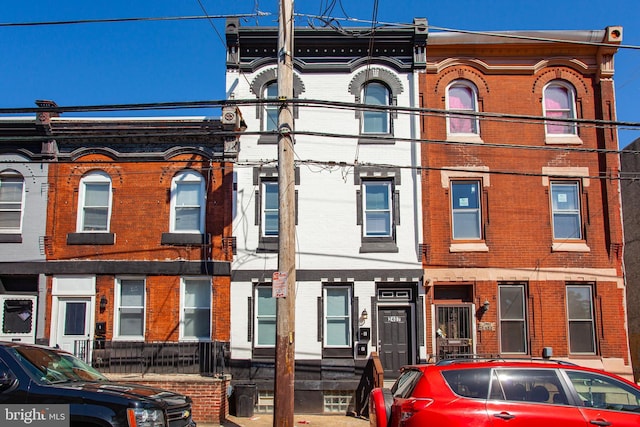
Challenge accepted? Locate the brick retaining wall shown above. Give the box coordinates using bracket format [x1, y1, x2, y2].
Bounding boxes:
[109, 374, 230, 424]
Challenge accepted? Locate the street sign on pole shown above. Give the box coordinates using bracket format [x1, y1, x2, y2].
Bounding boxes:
[272, 272, 288, 298]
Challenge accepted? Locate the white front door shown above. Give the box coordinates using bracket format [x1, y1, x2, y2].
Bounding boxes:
[55, 297, 91, 355]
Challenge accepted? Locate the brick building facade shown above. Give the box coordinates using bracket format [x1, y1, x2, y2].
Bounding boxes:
[420, 27, 629, 375]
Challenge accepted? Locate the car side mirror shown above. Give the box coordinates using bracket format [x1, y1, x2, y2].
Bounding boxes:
[0, 370, 17, 392]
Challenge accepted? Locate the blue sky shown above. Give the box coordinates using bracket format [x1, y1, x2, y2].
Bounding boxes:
[1, 1, 638, 147]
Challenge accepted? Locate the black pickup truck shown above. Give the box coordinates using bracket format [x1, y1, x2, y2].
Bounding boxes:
[0, 341, 196, 427]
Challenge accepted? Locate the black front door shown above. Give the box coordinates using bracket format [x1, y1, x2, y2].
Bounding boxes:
[378, 306, 411, 379]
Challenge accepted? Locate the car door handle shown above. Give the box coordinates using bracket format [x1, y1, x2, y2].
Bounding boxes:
[589, 419, 611, 426]
[493, 412, 516, 420]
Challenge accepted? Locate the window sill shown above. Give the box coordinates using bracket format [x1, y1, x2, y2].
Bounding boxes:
[358, 135, 395, 145]
[67, 233, 115, 245]
[360, 241, 399, 253]
[322, 348, 354, 358]
[446, 134, 484, 144]
[449, 242, 489, 252]
[545, 135, 583, 145]
[252, 347, 276, 359]
[257, 237, 278, 253]
[552, 241, 590, 252]
[0, 234, 22, 243]
[161, 233, 208, 246]
[257, 134, 278, 145]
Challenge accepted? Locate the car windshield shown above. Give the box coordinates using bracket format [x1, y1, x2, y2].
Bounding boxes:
[10, 346, 109, 384]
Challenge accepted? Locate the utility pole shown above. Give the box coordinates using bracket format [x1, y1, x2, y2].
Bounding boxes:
[274, 0, 295, 426]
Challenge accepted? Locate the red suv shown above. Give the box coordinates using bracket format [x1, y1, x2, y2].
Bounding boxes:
[370, 358, 640, 427]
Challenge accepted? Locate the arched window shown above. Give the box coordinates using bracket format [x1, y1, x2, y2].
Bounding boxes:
[0, 170, 25, 233]
[447, 81, 479, 135]
[170, 170, 205, 233]
[362, 82, 391, 134]
[77, 171, 112, 232]
[543, 81, 577, 135]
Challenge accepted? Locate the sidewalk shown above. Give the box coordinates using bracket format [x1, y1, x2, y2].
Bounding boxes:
[199, 413, 370, 427]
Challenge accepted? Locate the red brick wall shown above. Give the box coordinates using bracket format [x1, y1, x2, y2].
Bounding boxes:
[46, 154, 233, 262]
[112, 376, 230, 424]
[420, 45, 627, 363]
[44, 155, 234, 342]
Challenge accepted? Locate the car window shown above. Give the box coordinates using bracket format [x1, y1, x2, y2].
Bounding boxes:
[392, 369, 423, 398]
[490, 368, 567, 404]
[0, 358, 17, 391]
[565, 370, 640, 413]
[441, 368, 491, 399]
[9, 346, 108, 384]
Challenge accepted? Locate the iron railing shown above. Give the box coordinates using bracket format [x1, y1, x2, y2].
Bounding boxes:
[73, 339, 228, 376]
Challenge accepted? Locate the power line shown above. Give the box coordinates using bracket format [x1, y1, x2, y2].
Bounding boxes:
[0, 13, 268, 28]
[2, 97, 639, 130]
[2, 12, 638, 51]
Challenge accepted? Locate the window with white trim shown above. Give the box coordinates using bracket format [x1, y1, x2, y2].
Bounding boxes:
[447, 81, 479, 135]
[180, 278, 211, 340]
[170, 170, 205, 233]
[499, 284, 527, 354]
[543, 82, 577, 135]
[0, 171, 24, 233]
[262, 180, 279, 237]
[550, 181, 582, 240]
[263, 82, 279, 132]
[566, 284, 596, 354]
[255, 287, 276, 347]
[363, 180, 392, 238]
[362, 82, 390, 134]
[451, 180, 482, 240]
[77, 171, 112, 232]
[114, 278, 145, 340]
[324, 287, 352, 347]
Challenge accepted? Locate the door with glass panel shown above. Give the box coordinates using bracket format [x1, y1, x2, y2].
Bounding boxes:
[55, 297, 91, 356]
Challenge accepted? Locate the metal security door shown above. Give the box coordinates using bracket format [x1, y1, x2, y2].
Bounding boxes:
[378, 307, 411, 379]
[435, 305, 472, 360]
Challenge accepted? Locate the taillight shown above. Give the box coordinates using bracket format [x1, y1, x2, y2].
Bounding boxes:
[399, 398, 434, 426]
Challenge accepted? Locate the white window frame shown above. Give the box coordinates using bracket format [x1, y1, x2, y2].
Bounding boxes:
[446, 80, 480, 137]
[113, 277, 146, 341]
[543, 81, 581, 145]
[361, 82, 391, 135]
[363, 180, 392, 238]
[77, 171, 112, 232]
[261, 180, 279, 237]
[451, 180, 482, 240]
[550, 181, 582, 240]
[263, 82, 279, 132]
[499, 284, 527, 354]
[0, 170, 25, 234]
[566, 284, 596, 354]
[255, 287, 276, 348]
[323, 286, 352, 348]
[179, 277, 211, 341]
[170, 170, 205, 233]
